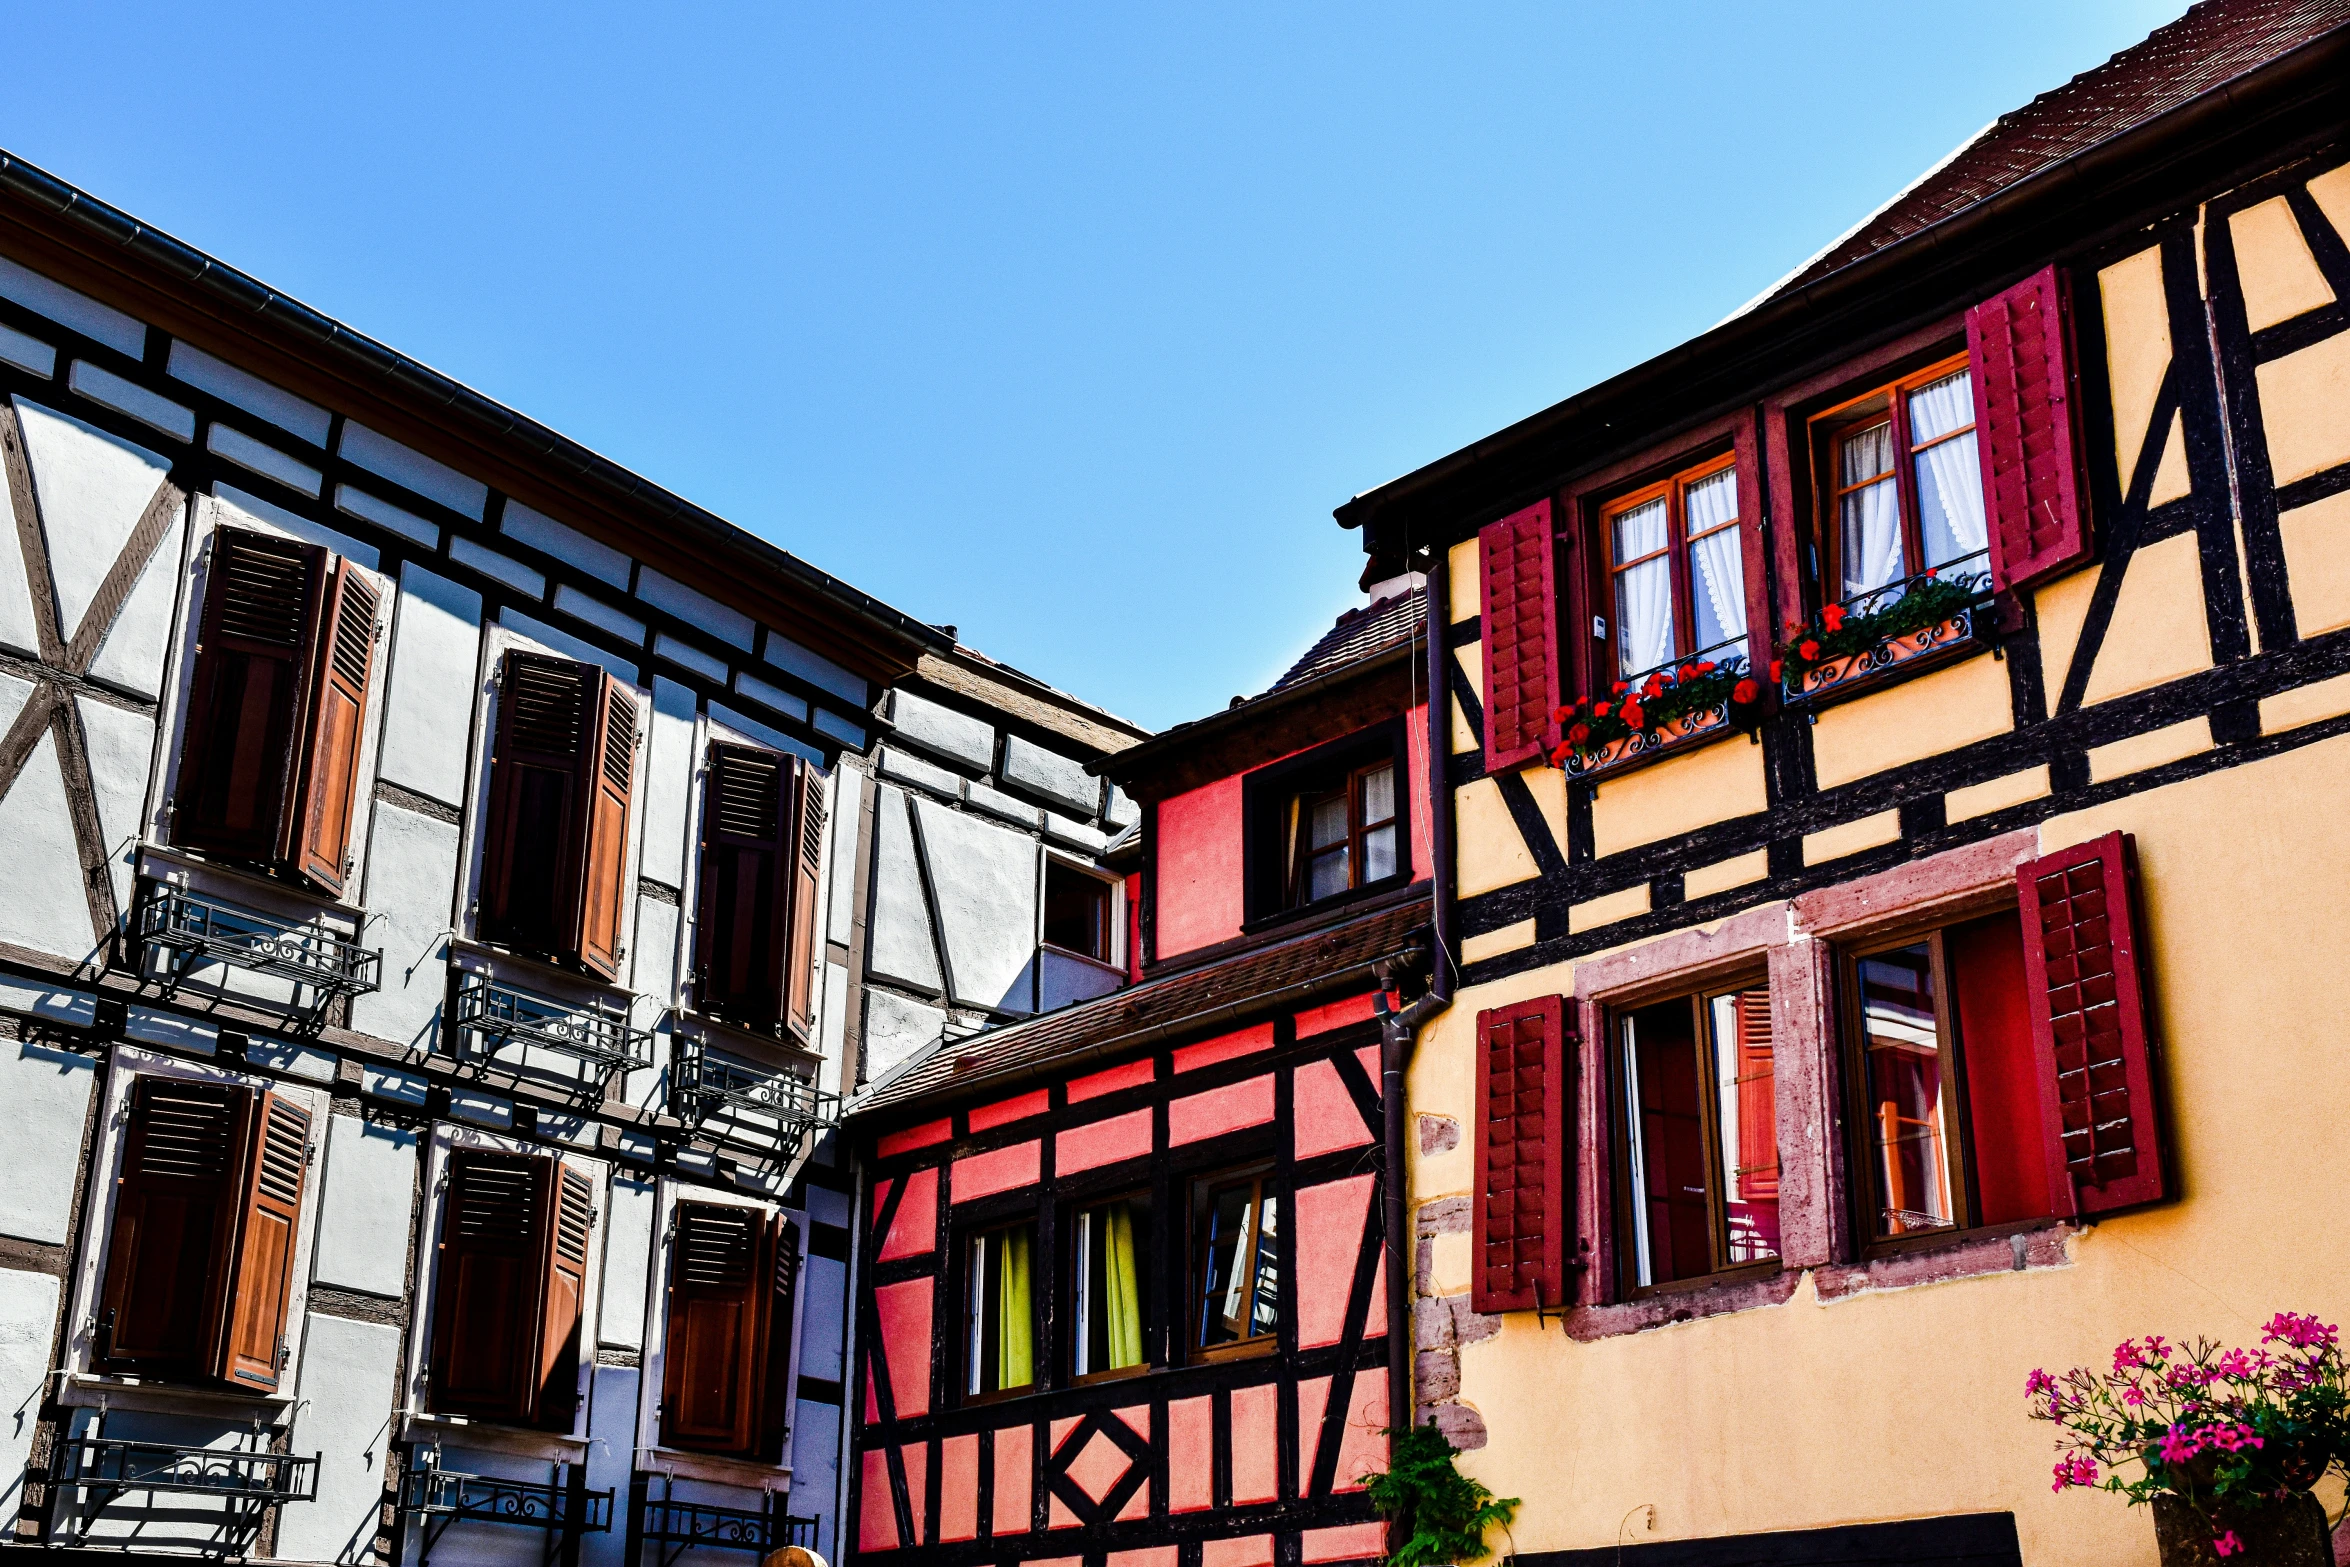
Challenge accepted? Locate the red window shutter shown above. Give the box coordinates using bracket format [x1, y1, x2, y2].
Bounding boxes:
[1732, 989, 1778, 1204]
[784, 761, 827, 1043]
[97, 1078, 250, 1375]
[1967, 266, 2090, 591]
[175, 527, 328, 863]
[534, 1162, 594, 1430]
[217, 1093, 312, 1390]
[661, 1202, 770, 1456]
[759, 1214, 803, 1462]
[571, 674, 638, 979]
[1471, 996, 1569, 1314]
[1948, 910, 2056, 1227]
[429, 1150, 551, 1421]
[479, 652, 596, 959]
[694, 745, 794, 1030]
[2015, 832, 2168, 1217]
[1477, 501, 1560, 773]
[284, 561, 379, 895]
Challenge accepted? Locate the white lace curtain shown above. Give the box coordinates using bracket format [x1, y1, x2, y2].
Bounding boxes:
[1612, 497, 1674, 677]
[1909, 370, 1987, 569]
[1839, 422, 1905, 599]
[1685, 469, 1746, 664]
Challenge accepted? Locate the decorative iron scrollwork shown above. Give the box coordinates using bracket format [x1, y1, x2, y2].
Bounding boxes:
[134, 885, 381, 1017]
[453, 972, 652, 1096]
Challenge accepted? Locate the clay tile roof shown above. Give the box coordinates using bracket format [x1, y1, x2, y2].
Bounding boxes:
[851, 892, 1431, 1117]
[1271, 587, 1425, 692]
[1770, 0, 2350, 298]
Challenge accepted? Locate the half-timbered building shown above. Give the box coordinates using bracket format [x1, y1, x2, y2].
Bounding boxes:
[1335, 4, 2350, 1564]
[838, 584, 1442, 1567]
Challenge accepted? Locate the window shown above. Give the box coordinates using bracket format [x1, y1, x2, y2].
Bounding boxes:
[1612, 984, 1779, 1290]
[659, 1201, 801, 1461]
[1811, 354, 1988, 604]
[175, 524, 380, 896]
[1240, 724, 1412, 923]
[1190, 1169, 1278, 1359]
[1070, 1194, 1150, 1380]
[1842, 908, 2056, 1247]
[426, 1149, 597, 1430]
[1043, 860, 1114, 964]
[93, 1075, 314, 1391]
[1601, 456, 1747, 682]
[1286, 761, 1397, 909]
[964, 1220, 1037, 1399]
[694, 742, 826, 1039]
[478, 650, 639, 980]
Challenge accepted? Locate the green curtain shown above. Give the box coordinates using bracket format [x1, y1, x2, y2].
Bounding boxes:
[1103, 1203, 1143, 1369]
[996, 1228, 1034, 1389]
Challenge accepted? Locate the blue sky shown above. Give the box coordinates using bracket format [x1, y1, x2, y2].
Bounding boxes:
[3, 2, 2189, 730]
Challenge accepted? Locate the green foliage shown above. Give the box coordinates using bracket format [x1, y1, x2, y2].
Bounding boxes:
[1365, 1424, 1519, 1567]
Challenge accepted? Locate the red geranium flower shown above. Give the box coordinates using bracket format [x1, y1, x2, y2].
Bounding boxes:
[1593, 702, 1612, 718]
[1798, 638, 1820, 661]
[1612, 680, 1629, 695]
[1547, 742, 1572, 766]
[1733, 678, 1760, 705]
[1621, 701, 1645, 730]
[1676, 663, 1696, 682]
[1821, 603, 1847, 632]
[1922, 566, 1938, 579]
[1554, 705, 1575, 724]
[1567, 722, 1590, 745]
[1770, 659, 1783, 682]
[1642, 673, 1666, 699]
[1695, 660, 1716, 674]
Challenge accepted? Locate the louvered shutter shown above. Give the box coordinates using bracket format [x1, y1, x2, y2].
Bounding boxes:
[97, 1078, 251, 1374]
[783, 763, 826, 1042]
[176, 528, 328, 862]
[285, 561, 379, 895]
[758, 1214, 803, 1462]
[480, 653, 596, 959]
[694, 745, 794, 1029]
[1967, 266, 2091, 590]
[534, 1161, 594, 1430]
[218, 1093, 311, 1389]
[429, 1150, 550, 1421]
[661, 1202, 770, 1456]
[1477, 501, 1560, 774]
[572, 676, 638, 978]
[1732, 989, 1777, 1203]
[1471, 997, 1569, 1314]
[2016, 832, 2169, 1217]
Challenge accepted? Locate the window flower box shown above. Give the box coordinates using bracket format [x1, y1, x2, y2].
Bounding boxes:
[1549, 658, 1765, 780]
[1776, 556, 1995, 706]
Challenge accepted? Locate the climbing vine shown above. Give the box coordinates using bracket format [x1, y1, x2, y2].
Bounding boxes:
[1366, 1424, 1520, 1567]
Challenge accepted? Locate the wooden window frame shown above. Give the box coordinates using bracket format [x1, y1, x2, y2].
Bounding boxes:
[1596, 452, 1743, 684]
[1806, 350, 1981, 605]
[1064, 1187, 1154, 1387]
[637, 1178, 804, 1479]
[1238, 718, 1412, 929]
[1284, 758, 1400, 911]
[1040, 855, 1122, 970]
[1185, 1162, 1280, 1366]
[1604, 975, 1781, 1300]
[957, 1214, 1042, 1406]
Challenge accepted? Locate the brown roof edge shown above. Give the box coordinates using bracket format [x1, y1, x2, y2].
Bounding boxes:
[1331, 20, 2349, 557]
[0, 150, 950, 687]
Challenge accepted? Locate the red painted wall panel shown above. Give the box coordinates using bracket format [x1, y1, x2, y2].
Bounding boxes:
[859, 1449, 896, 1551]
[1169, 1075, 1275, 1145]
[1303, 1523, 1390, 1563]
[876, 1168, 939, 1262]
[1167, 1395, 1213, 1512]
[1230, 1382, 1279, 1504]
[969, 1089, 1049, 1133]
[1294, 994, 1376, 1038]
[938, 1433, 979, 1542]
[1405, 702, 1432, 883]
[1292, 1059, 1374, 1160]
[1203, 1535, 1274, 1567]
[1335, 1374, 1387, 1491]
[951, 1140, 1040, 1203]
[1173, 1021, 1275, 1073]
[878, 1117, 952, 1158]
[1069, 1057, 1155, 1103]
[900, 1444, 929, 1543]
[1112, 1549, 1179, 1567]
[1295, 1176, 1373, 1350]
[1153, 774, 1246, 958]
[874, 1279, 933, 1417]
[1057, 1108, 1152, 1176]
[992, 1424, 1032, 1536]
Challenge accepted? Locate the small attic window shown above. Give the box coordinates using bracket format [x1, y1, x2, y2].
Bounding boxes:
[1239, 719, 1411, 926]
[1043, 860, 1114, 964]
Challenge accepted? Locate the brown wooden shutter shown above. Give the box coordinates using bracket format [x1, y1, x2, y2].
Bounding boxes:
[480, 653, 596, 958]
[534, 1161, 594, 1430]
[1477, 501, 1560, 773]
[661, 1202, 770, 1456]
[694, 745, 793, 1029]
[758, 1213, 802, 1462]
[571, 675, 637, 979]
[175, 527, 327, 863]
[217, 1093, 311, 1390]
[2015, 831, 2168, 1217]
[283, 561, 379, 895]
[1471, 996, 1569, 1314]
[97, 1078, 251, 1375]
[1967, 266, 2091, 591]
[784, 762, 826, 1042]
[428, 1150, 551, 1421]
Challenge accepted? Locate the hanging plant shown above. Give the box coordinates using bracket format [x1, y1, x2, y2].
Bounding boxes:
[1366, 1424, 1520, 1567]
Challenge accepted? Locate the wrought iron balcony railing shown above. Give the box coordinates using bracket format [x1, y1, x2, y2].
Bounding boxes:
[453, 972, 652, 1095]
[671, 1036, 841, 1135]
[400, 1451, 611, 1567]
[637, 1481, 818, 1567]
[135, 885, 381, 1001]
[50, 1433, 318, 1548]
[1780, 550, 1996, 706]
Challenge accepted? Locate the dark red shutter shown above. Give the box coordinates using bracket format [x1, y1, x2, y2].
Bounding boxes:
[1967, 266, 2090, 591]
[284, 561, 379, 895]
[97, 1078, 251, 1375]
[661, 1202, 770, 1456]
[1471, 996, 1569, 1314]
[2015, 832, 2168, 1217]
[759, 1214, 803, 1462]
[694, 745, 794, 1030]
[217, 1093, 311, 1389]
[428, 1150, 550, 1421]
[175, 527, 327, 862]
[784, 763, 826, 1042]
[479, 653, 596, 959]
[1477, 502, 1560, 773]
[535, 1162, 593, 1430]
[572, 675, 637, 979]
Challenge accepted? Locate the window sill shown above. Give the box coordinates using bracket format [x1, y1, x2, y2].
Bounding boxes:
[1560, 702, 1746, 784]
[136, 843, 365, 927]
[58, 1371, 293, 1423]
[402, 1411, 590, 1465]
[1813, 1219, 2075, 1302]
[1568, 1268, 1803, 1340]
[1239, 871, 1414, 938]
[1039, 942, 1122, 976]
[634, 1446, 791, 1489]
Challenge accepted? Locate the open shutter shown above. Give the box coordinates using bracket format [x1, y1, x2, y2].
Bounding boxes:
[758, 1214, 803, 1462]
[175, 527, 327, 862]
[1968, 266, 2090, 590]
[534, 1161, 594, 1430]
[216, 1092, 311, 1390]
[1471, 997, 1569, 1314]
[572, 674, 637, 979]
[661, 1202, 770, 1456]
[479, 653, 596, 959]
[1477, 501, 1560, 773]
[97, 1078, 251, 1375]
[2016, 831, 2168, 1217]
[1731, 989, 1778, 1204]
[428, 1150, 550, 1421]
[284, 561, 379, 894]
[694, 745, 793, 1029]
[783, 762, 826, 1042]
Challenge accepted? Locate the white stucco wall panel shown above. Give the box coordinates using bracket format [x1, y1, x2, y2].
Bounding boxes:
[349, 803, 460, 1049]
[0, 1270, 59, 1524]
[861, 988, 945, 1087]
[797, 1253, 848, 1383]
[579, 1365, 640, 1567]
[278, 1312, 403, 1564]
[85, 508, 185, 699]
[312, 1115, 419, 1298]
[601, 1174, 656, 1350]
[13, 398, 172, 641]
[381, 563, 484, 807]
[0, 730, 104, 962]
[641, 677, 697, 891]
[0, 1035, 94, 1244]
[866, 787, 942, 993]
[75, 696, 154, 924]
[913, 796, 1039, 1012]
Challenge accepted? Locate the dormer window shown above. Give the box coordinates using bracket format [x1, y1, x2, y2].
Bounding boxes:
[1239, 721, 1412, 926]
[1286, 760, 1396, 908]
[1812, 355, 1989, 602]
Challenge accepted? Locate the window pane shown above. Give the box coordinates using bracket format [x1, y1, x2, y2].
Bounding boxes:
[969, 1224, 1036, 1393]
[1359, 764, 1395, 826]
[1858, 947, 1954, 1237]
[1689, 521, 1746, 662]
[1684, 468, 1737, 533]
[1248, 1195, 1280, 1338]
[1309, 792, 1349, 851]
[1611, 494, 1669, 561]
[1906, 369, 1973, 441]
[1043, 862, 1110, 960]
[1620, 1005, 1711, 1286]
[1198, 1180, 1275, 1348]
[1308, 846, 1349, 902]
[1074, 1198, 1150, 1376]
[1707, 990, 1780, 1265]
[1616, 555, 1676, 678]
[1362, 823, 1397, 884]
[1838, 421, 1905, 598]
[1910, 372, 1987, 571]
[1947, 911, 2056, 1228]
